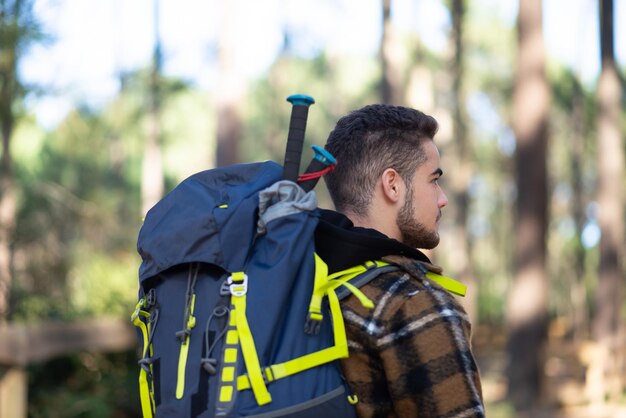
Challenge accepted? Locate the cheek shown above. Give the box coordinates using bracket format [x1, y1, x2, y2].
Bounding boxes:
[413, 184, 439, 207]
[419, 186, 442, 219]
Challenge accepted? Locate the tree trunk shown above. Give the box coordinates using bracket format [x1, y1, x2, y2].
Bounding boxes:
[379, 0, 404, 105]
[140, 0, 164, 216]
[0, 0, 19, 320]
[588, 0, 624, 405]
[505, 0, 550, 412]
[569, 78, 587, 341]
[215, 0, 244, 166]
[0, 124, 15, 321]
[447, 0, 476, 326]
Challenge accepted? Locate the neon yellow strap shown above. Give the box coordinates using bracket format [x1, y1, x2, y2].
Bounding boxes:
[176, 293, 196, 399]
[338, 281, 374, 309]
[425, 272, 467, 296]
[138, 365, 154, 418]
[238, 264, 349, 390]
[327, 260, 389, 308]
[331, 260, 467, 298]
[326, 260, 389, 281]
[306, 254, 331, 321]
[236, 259, 466, 395]
[132, 302, 154, 418]
[230, 272, 272, 406]
[237, 342, 348, 390]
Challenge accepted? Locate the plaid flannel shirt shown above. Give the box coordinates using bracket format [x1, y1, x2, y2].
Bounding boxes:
[340, 255, 485, 418]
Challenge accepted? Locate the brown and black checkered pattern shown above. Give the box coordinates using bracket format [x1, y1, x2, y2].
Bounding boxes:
[340, 255, 485, 418]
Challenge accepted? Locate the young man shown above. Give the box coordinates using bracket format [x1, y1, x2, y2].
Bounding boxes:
[315, 104, 485, 418]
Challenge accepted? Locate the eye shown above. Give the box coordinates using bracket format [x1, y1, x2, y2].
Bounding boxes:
[431, 169, 444, 184]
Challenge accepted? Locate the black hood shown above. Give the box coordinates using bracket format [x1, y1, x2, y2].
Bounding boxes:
[314, 209, 431, 274]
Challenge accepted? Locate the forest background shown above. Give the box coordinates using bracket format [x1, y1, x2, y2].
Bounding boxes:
[0, 0, 625, 417]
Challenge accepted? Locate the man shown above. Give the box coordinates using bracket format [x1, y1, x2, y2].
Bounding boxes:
[315, 104, 485, 418]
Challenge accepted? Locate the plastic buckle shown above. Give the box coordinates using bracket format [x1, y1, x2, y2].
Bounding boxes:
[228, 273, 248, 297]
[146, 288, 157, 307]
[304, 312, 323, 335]
[220, 279, 231, 296]
[312, 144, 337, 165]
[263, 367, 275, 384]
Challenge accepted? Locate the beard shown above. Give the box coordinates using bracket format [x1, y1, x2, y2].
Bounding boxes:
[396, 190, 440, 249]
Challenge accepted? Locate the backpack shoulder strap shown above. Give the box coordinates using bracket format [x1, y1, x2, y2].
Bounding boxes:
[333, 260, 467, 302]
[334, 263, 400, 301]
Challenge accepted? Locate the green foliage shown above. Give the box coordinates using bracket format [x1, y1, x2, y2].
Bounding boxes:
[28, 351, 141, 418]
[246, 53, 380, 164]
[69, 247, 139, 317]
[160, 89, 216, 183]
[10, 69, 215, 323]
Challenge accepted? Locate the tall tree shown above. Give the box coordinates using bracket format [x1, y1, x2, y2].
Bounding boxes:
[589, 0, 624, 404]
[140, 0, 165, 216]
[0, 0, 40, 320]
[215, 0, 244, 166]
[379, 0, 403, 104]
[569, 76, 588, 341]
[446, 0, 476, 324]
[505, 0, 550, 412]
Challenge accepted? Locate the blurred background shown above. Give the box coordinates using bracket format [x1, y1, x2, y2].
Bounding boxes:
[0, 0, 625, 417]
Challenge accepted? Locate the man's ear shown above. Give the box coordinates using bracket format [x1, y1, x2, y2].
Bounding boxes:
[381, 168, 404, 203]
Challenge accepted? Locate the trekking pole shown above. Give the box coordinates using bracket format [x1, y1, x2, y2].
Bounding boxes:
[283, 94, 315, 182]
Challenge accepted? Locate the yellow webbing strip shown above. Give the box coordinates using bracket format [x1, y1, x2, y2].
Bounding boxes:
[327, 284, 348, 348]
[216, 326, 239, 407]
[307, 258, 382, 316]
[338, 281, 374, 309]
[237, 262, 350, 390]
[326, 260, 390, 309]
[176, 293, 196, 399]
[330, 260, 467, 298]
[231, 272, 272, 406]
[235, 259, 466, 393]
[326, 260, 388, 282]
[132, 304, 154, 418]
[237, 343, 347, 390]
[425, 272, 467, 296]
[307, 254, 331, 319]
[138, 368, 153, 418]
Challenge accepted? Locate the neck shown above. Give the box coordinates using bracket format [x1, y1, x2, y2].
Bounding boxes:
[344, 207, 402, 243]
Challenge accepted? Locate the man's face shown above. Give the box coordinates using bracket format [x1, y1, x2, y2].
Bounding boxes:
[396, 140, 448, 249]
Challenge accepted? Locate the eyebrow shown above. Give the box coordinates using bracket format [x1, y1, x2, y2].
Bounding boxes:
[432, 168, 443, 177]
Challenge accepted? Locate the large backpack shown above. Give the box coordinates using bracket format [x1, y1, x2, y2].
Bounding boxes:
[132, 97, 467, 418]
[132, 94, 368, 417]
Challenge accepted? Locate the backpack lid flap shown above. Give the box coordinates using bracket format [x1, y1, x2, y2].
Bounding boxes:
[137, 161, 283, 282]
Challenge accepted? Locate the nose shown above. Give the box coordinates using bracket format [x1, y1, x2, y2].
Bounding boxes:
[438, 187, 448, 208]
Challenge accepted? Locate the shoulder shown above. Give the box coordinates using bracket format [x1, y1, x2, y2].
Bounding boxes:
[340, 256, 472, 345]
[340, 256, 485, 417]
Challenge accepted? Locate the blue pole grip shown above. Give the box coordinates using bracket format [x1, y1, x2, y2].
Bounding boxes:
[286, 94, 315, 107]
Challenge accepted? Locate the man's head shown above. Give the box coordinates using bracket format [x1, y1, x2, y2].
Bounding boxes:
[324, 104, 448, 249]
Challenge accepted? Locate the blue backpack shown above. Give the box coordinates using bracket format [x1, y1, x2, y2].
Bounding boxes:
[132, 96, 466, 418]
[132, 95, 369, 418]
